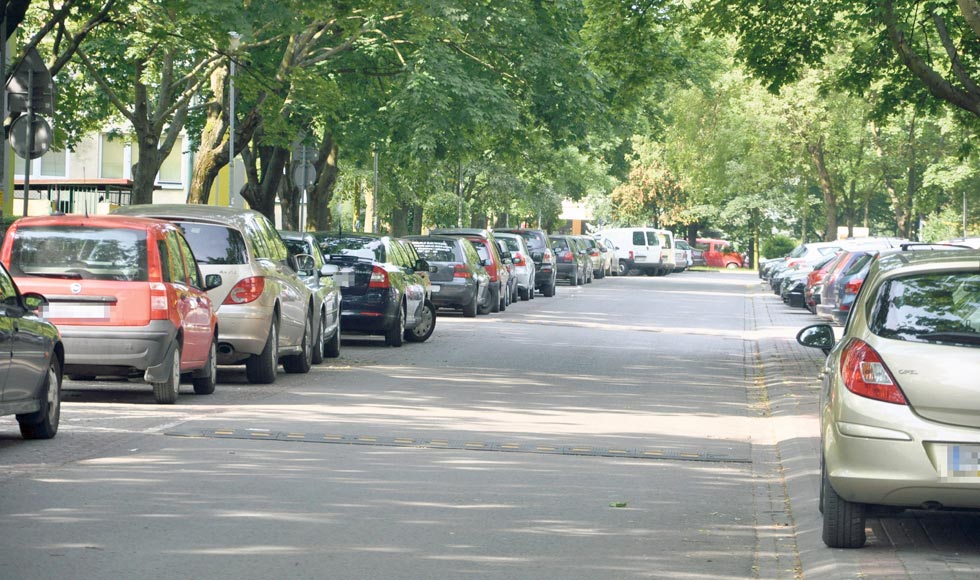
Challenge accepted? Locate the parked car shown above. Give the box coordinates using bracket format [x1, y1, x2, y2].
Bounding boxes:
[595, 236, 620, 276]
[496, 228, 557, 297]
[430, 228, 511, 312]
[0, 262, 64, 438]
[494, 232, 537, 300]
[575, 235, 605, 279]
[2, 214, 221, 403]
[315, 233, 435, 345]
[797, 249, 980, 549]
[695, 238, 745, 269]
[673, 238, 694, 272]
[279, 230, 343, 362]
[113, 205, 315, 384]
[405, 234, 490, 317]
[804, 252, 847, 313]
[551, 234, 591, 285]
[495, 239, 520, 304]
[598, 227, 668, 276]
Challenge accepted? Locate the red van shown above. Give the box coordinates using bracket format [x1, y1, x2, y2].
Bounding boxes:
[695, 238, 745, 269]
[1, 215, 222, 404]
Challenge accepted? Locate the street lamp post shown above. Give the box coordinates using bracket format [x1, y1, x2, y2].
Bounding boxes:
[228, 32, 240, 208]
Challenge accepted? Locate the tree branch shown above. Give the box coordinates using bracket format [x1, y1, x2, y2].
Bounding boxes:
[930, 7, 980, 99]
[76, 47, 136, 124]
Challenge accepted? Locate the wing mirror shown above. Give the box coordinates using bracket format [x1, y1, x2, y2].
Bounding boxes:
[293, 254, 316, 276]
[203, 274, 223, 291]
[796, 324, 836, 356]
[321, 264, 339, 277]
[21, 292, 48, 312]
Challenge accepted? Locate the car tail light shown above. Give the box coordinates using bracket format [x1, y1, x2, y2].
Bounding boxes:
[840, 339, 906, 405]
[542, 249, 553, 262]
[844, 277, 865, 295]
[368, 266, 390, 288]
[149, 282, 172, 320]
[558, 250, 574, 263]
[224, 276, 265, 305]
[629, 250, 635, 261]
[453, 264, 471, 278]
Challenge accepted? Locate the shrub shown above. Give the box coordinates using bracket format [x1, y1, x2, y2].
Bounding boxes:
[761, 234, 796, 259]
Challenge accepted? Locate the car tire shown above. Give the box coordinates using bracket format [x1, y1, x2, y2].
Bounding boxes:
[152, 343, 181, 404]
[192, 338, 217, 395]
[617, 262, 630, 276]
[821, 467, 867, 548]
[570, 269, 579, 286]
[477, 284, 492, 315]
[518, 287, 528, 301]
[17, 357, 62, 440]
[384, 303, 405, 347]
[284, 313, 314, 374]
[405, 300, 436, 343]
[312, 310, 326, 365]
[325, 321, 341, 358]
[490, 285, 501, 313]
[543, 282, 555, 297]
[463, 289, 479, 317]
[246, 320, 279, 384]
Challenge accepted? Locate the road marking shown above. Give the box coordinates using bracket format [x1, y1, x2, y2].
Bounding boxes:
[167, 428, 750, 463]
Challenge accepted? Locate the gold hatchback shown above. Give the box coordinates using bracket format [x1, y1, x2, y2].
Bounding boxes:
[798, 249, 980, 548]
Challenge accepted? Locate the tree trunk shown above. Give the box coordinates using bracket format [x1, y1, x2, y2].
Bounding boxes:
[308, 132, 339, 231]
[807, 139, 838, 241]
[280, 175, 299, 230]
[352, 179, 362, 231]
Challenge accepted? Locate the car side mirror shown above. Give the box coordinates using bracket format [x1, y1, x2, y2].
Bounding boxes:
[483, 259, 493, 267]
[21, 292, 48, 312]
[204, 274, 223, 291]
[294, 254, 316, 276]
[414, 258, 431, 272]
[321, 264, 339, 277]
[796, 324, 836, 356]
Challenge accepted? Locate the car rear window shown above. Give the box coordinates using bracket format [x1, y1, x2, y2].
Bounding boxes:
[174, 221, 248, 265]
[552, 237, 570, 251]
[498, 237, 522, 252]
[517, 232, 545, 250]
[410, 240, 458, 262]
[10, 226, 149, 281]
[870, 272, 980, 346]
[319, 236, 385, 262]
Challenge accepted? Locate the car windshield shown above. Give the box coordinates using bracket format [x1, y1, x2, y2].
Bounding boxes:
[319, 236, 385, 262]
[870, 272, 980, 346]
[174, 221, 248, 265]
[517, 232, 544, 250]
[10, 226, 148, 281]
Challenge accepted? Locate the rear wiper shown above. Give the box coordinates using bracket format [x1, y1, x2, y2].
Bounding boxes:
[918, 332, 980, 346]
[22, 271, 82, 279]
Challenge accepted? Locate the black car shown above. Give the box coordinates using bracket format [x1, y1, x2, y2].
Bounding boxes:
[314, 233, 435, 347]
[551, 235, 591, 286]
[496, 228, 557, 297]
[405, 235, 492, 317]
[0, 262, 64, 439]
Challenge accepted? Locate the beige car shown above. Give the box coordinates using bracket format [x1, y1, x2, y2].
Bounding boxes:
[115, 205, 315, 384]
[797, 248, 980, 548]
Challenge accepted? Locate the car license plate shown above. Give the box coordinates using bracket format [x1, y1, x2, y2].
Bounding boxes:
[431, 285, 441, 292]
[42, 302, 110, 320]
[941, 445, 980, 480]
[334, 272, 352, 287]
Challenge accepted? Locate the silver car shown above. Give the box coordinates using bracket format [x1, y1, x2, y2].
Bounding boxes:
[114, 205, 315, 384]
[280, 231, 342, 363]
[797, 248, 980, 548]
[493, 232, 536, 301]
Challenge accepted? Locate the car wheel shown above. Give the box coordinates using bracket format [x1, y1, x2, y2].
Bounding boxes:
[512, 283, 519, 303]
[518, 287, 528, 301]
[311, 310, 326, 365]
[384, 303, 405, 347]
[284, 313, 314, 374]
[192, 338, 217, 395]
[477, 284, 492, 315]
[490, 285, 501, 313]
[570, 268, 579, 286]
[617, 262, 630, 276]
[246, 320, 279, 384]
[543, 281, 555, 297]
[17, 357, 62, 439]
[152, 343, 181, 404]
[463, 288, 479, 317]
[405, 300, 436, 343]
[821, 467, 867, 548]
[324, 321, 341, 358]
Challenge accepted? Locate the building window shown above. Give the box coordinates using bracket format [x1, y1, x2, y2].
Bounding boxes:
[100, 134, 127, 178]
[157, 137, 183, 184]
[39, 149, 66, 176]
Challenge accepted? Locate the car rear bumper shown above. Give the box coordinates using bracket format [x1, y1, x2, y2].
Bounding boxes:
[214, 303, 278, 363]
[556, 263, 577, 280]
[430, 280, 476, 308]
[340, 294, 400, 334]
[58, 320, 176, 376]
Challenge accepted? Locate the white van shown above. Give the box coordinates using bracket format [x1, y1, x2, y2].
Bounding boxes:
[599, 227, 672, 276]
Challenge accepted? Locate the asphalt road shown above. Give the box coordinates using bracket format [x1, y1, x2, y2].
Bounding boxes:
[1, 270, 978, 579]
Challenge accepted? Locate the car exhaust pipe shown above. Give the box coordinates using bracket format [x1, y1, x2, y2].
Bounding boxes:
[217, 343, 235, 356]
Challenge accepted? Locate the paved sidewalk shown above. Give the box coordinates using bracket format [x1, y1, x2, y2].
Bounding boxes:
[749, 281, 980, 579]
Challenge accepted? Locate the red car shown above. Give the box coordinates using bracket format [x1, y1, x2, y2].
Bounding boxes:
[695, 238, 745, 268]
[1, 215, 222, 404]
